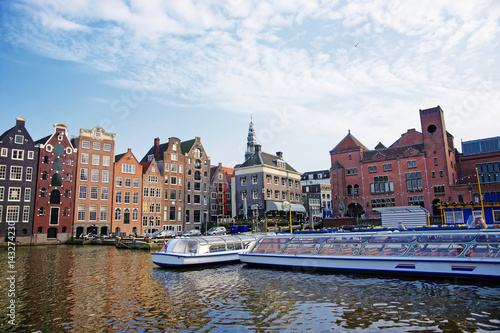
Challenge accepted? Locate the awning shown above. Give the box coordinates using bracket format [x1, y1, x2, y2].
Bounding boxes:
[284, 204, 307, 213]
[266, 201, 283, 212]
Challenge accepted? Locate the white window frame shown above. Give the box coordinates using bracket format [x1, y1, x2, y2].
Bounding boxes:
[10, 166, 23, 180]
[8, 187, 21, 201]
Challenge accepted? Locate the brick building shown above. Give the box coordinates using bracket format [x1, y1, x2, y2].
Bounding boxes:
[33, 123, 77, 243]
[112, 149, 142, 236]
[330, 106, 459, 218]
[209, 163, 233, 222]
[73, 127, 115, 238]
[0, 117, 39, 244]
[141, 158, 163, 235]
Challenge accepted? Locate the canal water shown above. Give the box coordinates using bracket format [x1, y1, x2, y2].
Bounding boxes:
[1, 245, 500, 332]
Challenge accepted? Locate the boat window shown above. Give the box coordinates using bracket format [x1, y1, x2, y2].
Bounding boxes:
[209, 244, 226, 253]
[289, 237, 328, 244]
[251, 241, 288, 254]
[418, 234, 476, 243]
[359, 243, 410, 256]
[369, 235, 417, 243]
[172, 240, 188, 253]
[259, 237, 292, 244]
[227, 243, 235, 251]
[282, 243, 321, 255]
[465, 244, 500, 258]
[326, 236, 370, 244]
[476, 233, 500, 243]
[406, 243, 465, 257]
[318, 243, 361, 256]
[187, 241, 199, 254]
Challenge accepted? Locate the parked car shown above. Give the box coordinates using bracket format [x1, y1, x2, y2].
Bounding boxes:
[179, 229, 202, 237]
[206, 226, 227, 236]
[149, 230, 177, 239]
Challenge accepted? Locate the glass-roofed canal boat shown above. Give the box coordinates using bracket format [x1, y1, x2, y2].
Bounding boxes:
[238, 229, 500, 280]
[151, 235, 259, 267]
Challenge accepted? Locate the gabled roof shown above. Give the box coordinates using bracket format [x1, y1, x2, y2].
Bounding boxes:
[331, 131, 368, 151]
[389, 129, 423, 148]
[139, 142, 169, 163]
[35, 135, 51, 145]
[330, 160, 344, 170]
[239, 151, 298, 173]
[115, 153, 126, 162]
[180, 139, 196, 154]
[374, 142, 386, 150]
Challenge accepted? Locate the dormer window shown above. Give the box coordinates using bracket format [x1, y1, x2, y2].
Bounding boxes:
[276, 160, 286, 169]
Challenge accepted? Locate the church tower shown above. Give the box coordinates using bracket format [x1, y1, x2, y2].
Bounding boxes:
[245, 115, 257, 161]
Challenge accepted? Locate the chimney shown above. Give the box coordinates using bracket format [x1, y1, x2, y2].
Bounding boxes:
[276, 151, 283, 159]
[255, 144, 261, 153]
[154, 137, 160, 159]
[16, 117, 26, 127]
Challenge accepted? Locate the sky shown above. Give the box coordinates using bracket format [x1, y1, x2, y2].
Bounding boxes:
[1, 0, 499, 173]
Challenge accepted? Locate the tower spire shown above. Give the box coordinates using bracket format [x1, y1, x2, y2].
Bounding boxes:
[245, 115, 257, 161]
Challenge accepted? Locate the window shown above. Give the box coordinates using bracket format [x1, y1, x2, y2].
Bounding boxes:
[8, 187, 21, 201]
[194, 194, 201, 204]
[1, 148, 7, 157]
[81, 153, 89, 164]
[170, 206, 176, 221]
[79, 186, 87, 199]
[0, 187, 4, 201]
[124, 191, 131, 204]
[26, 167, 33, 181]
[252, 175, 258, 184]
[102, 170, 110, 183]
[122, 164, 136, 174]
[346, 168, 357, 175]
[41, 188, 46, 197]
[64, 189, 70, 198]
[434, 157, 438, 166]
[171, 176, 177, 185]
[78, 205, 86, 221]
[194, 159, 201, 169]
[82, 141, 90, 149]
[24, 188, 31, 202]
[10, 149, 25, 161]
[100, 206, 108, 221]
[125, 178, 132, 187]
[22, 206, 29, 222]
[143, 187, 149, 197]
[171, 153, 178, 161]
[116, 177, 123, 187]
[90, 186, 98, 200]
[115, 208, 121, 221]
[133, 178, 140, 188]
[14, 134, 24, 144]
[408, 195, 424, 207]
[103, 144, 112, 152]
[241, 191, 247, 200]
[170, 189, 177, 200]
[370, 176, 394, 194]
[407, 160, 417, 169]
[193, 210, 201, 223]
[93, 142, 101, 150]
[6, 206, 19, 223]
[43, 156, 49, 164]
[91, 169, 99, 182]
[0, 165, 5, 180]
[194, 182, 201, 191]
[252, 189, 258, 199]
[383, 163, 392, 171]
[92, 154, 100, 165]
[171, 164, 178, 173]
[67, 158, 73, 166]
[241, 176, 247, 186]
[115, 191, 122, 204]
[39, 207, 45, 216]
[434, 185, 445, 195]
[101, 187, 109, 200]
[65, 173, 72, 182]
[27, 151, 34, 159]
[371, 197, 396, 208]
[406, 172, 422, 191]
[368, 165, 377, 173]
[102, 155, 111, 167]
[133, 192, 139, 204]
[10, 166, 22, 180]
[132, 208, 139, 221]
[89, 205, 97, 221]
[194, 148, 202, 158]
[80, 169, 88, 181]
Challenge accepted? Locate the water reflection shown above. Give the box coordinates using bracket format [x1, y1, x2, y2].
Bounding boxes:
[1, 245, 500, 332]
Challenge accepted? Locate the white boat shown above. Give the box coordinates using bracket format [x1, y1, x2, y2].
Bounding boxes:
[151, 235, 260, 267]
[238, 229, 500, 280]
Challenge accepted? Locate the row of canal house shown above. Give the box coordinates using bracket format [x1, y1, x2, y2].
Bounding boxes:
[329, 106, 500, 226]
[0, 118, 237, 244]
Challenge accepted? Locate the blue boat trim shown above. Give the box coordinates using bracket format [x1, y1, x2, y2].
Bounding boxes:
[395, 264, 416, 269]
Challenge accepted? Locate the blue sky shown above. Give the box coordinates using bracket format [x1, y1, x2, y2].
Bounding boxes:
[1, 0, 499, 172]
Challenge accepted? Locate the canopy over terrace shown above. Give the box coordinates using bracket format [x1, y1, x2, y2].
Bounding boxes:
[373, 206, 429, 229]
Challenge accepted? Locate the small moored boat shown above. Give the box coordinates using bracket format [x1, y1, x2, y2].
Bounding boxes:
[238, 229, 500, 280]
[151, 235, 259, 267]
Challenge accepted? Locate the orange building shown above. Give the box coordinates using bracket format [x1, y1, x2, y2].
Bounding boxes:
[112, 149, 142, 236]
[73, 127, 115, 238]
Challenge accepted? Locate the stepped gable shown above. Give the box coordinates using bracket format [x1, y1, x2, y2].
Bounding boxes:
[389, 128, 423, 148]
[331, 131, 368, 152]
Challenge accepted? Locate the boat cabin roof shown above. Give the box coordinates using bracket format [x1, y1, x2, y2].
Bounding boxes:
[165, 235, 259, 253]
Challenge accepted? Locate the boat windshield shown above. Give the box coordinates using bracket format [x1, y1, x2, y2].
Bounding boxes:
[418, 233, 477, 243]
[289, 236, 329, 244]
[251, 237, 291, 254]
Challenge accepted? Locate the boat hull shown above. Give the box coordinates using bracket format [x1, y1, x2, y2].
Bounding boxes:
[152, 251, 242, 267]
[239, 253, 500, 280]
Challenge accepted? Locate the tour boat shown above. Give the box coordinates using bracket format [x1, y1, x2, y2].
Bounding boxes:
[151, 235, 260, 267]
[238, 229, 500, 280]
